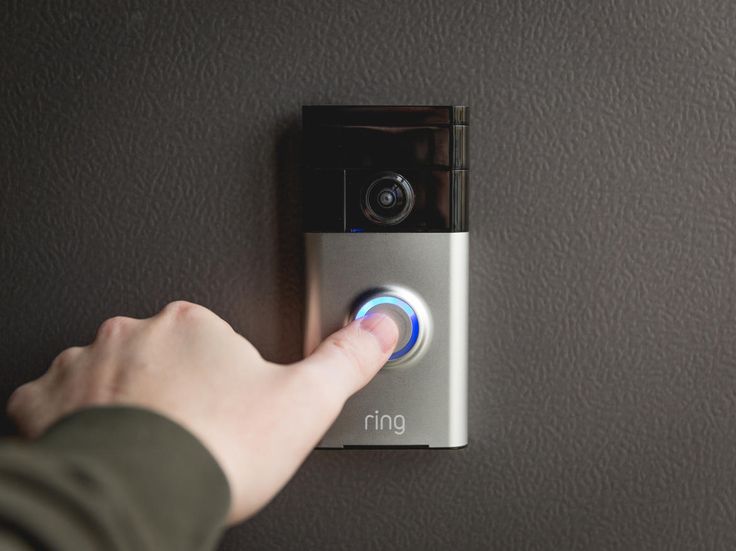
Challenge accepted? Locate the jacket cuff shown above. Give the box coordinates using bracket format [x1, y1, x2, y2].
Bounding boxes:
[31, 406, 230, 549]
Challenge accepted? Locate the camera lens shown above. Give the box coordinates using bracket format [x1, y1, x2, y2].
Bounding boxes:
[378, 190, 396, 208]
[363, 172, 414, 225]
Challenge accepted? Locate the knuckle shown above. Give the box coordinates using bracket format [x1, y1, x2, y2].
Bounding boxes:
[6, 384, 30, 416]
[163, 300, 210, 320]
[163, 301, 229, 330]
[6, 382, 42, 426]
[50, 346, 83, 373]
[97, 316, 131, 338]
[164, 300, 196, 314]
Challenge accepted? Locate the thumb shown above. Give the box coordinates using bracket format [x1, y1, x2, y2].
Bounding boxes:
[297, 313, 399, 399]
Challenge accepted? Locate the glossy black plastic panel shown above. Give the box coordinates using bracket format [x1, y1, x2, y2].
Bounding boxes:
[302, 105, 468, 232]
[303, 169, 344, 232]
[304, 125, 456, 170]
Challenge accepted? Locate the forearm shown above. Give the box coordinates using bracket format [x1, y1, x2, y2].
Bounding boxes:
[0, 407, 229, 551]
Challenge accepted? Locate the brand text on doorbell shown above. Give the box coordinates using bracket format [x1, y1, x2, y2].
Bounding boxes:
[365, 411, 406, 435]
[303, 105, 469, 448]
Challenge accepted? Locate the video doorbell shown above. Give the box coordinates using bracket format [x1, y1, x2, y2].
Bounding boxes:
[303, 105, 468, 448]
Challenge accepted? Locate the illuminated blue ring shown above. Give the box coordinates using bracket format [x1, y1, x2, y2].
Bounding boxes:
[355, 296, 420, 361]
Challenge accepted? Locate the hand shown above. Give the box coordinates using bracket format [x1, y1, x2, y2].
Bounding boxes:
[6, 300, 398, 523]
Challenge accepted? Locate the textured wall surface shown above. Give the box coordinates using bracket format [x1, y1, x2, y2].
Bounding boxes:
[2, 1, 736, 549]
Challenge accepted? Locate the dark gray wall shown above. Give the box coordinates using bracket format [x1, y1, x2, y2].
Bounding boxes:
[2, 1, 736, 549]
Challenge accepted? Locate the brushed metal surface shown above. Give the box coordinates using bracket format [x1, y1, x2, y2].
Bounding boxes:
[305, 232, 468, 448]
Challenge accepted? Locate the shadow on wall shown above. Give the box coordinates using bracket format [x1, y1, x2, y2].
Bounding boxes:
[272, 115, 306, 364]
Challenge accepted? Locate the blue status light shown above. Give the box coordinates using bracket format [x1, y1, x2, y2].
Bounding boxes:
[355, 296, 420, 361]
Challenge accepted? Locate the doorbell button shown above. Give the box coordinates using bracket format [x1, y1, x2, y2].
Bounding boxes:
[352, 288, 430, 365]
[365, 303, 414, 352]
[355, 296, 418, 360]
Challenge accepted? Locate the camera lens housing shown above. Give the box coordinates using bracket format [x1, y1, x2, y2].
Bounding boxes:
[362, 172, 415, 225]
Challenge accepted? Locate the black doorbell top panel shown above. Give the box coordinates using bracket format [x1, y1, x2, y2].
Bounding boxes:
[302, 105, 468, 233]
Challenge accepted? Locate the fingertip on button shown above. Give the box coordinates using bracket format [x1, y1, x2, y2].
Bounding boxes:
[359, 313, 400, 354]
[352, 292, 424, 363]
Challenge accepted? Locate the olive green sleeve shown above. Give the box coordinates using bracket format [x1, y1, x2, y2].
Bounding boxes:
[0, 406, 230, 551]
